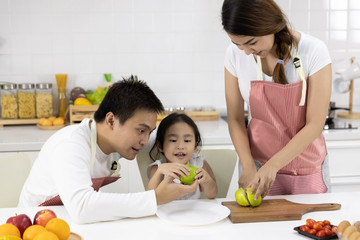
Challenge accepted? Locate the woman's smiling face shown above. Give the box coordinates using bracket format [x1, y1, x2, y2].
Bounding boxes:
[228, 33, 275, 58]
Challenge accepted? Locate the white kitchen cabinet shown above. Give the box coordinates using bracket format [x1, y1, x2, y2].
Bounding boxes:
[0, 151, 39, 166]
[326, 140, 360, 192]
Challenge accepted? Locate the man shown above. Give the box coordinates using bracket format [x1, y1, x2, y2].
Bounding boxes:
[18, 77, 198, 223]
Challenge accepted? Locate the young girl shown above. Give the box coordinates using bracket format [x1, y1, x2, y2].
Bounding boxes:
[147, 113, 217, 199]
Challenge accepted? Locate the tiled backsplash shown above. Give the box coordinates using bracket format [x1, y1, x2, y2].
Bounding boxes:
[0, 0, 360, 112]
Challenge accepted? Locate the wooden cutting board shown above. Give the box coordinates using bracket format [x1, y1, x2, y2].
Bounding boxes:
[222, 199, 341, 223]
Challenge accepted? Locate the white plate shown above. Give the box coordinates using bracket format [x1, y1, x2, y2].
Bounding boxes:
[156, 200, 230, 226]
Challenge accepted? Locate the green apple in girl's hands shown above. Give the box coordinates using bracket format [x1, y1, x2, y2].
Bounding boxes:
[180, 164, 198, 185]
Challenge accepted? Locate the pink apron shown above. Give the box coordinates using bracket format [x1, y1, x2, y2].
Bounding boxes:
[247, 48, 327, 195]
[39, 120, 120, 206]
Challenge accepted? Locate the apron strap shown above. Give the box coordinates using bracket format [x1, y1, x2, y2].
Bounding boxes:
[90, 120, 120, 177]
[290, 47, 307, 106]
[254, 47, 307, 106]
[256, 56, 264, 80]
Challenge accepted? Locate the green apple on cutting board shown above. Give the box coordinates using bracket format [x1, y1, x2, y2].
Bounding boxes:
[235, 187, 262, 207]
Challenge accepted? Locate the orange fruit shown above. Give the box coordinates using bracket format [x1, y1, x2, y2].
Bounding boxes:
[0, 235, 22, 240]
[38, 118, 47, 125]
[48, 116, 56, 122]
[23, 225, 47, 240]
[45, 218, 70, 240]
[0, 223, 21, 238]
[52, 117, 64, 126]
[40, 119, 52, 126]
[33, 231, 59, 240]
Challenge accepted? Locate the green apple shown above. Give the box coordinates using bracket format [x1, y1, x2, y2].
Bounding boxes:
[235, 187, 262, 207]
[235, 187, 250, 206]
[180, 164, 198, 185]
[246, 187, 262, 207]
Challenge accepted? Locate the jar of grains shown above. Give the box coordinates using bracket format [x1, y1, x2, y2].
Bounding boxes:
[35, 83, 53, 118]
[18, 83, 36, 118]
[0, 83, 18, 119]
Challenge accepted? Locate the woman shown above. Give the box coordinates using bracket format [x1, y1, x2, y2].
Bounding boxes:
[221, 0, 332, 200]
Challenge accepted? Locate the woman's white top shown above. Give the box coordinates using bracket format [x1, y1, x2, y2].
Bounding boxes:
[147, 153, 205, 200]
[224, 31, 332, 105]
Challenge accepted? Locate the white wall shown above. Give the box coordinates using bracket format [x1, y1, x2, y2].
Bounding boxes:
[0, 0, 360, 112]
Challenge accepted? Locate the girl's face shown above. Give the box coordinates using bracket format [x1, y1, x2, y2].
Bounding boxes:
[228, 33, 275, 58]
[159, 121, 197, 164]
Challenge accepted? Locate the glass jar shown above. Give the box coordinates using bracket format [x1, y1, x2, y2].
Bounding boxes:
[35, 83, 53, 118]
[0, 83, 18, 119]
[18, 83, 36, 119]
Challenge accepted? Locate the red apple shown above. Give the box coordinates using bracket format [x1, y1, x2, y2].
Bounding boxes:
[6, 213, 32, 237]
[33, 209, 57, 227]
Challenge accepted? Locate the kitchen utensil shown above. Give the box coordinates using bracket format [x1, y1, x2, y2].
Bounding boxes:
[334, 57, 360, 119]
[326, 101, 349, 124]
[156, 200, 230, 226]
[55, 73, 68, 118]
[221, 199, 341, 223]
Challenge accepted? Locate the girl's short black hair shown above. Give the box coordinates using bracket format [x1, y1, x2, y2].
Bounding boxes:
[150, 112, 202, 161]
[94, 75, 164, 124]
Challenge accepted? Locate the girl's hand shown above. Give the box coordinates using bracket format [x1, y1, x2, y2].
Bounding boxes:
[157, 163, 190, 179]
[247, 163, 278, 200]
[194, 167, 212, 184]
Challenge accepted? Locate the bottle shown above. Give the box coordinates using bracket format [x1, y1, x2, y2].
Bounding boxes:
[55, 74, 68, 118]
[0, 83, 18, 119]
[35, 83, 54, 118]
[18, 83, 36, 118]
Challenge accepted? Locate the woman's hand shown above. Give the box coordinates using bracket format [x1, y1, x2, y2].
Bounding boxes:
[247, 163, 278, 200]
[238, 167, 257, 189]
[157, 163, 190, 179]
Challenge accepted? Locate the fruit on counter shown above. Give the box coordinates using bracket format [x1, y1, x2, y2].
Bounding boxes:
[45, 218, 70, 240]
[33, 231, 59, 240]
[6, 213, 32, 237]
[85, 86, 109, 105]
[70, 87, 86, 101]
[235, 187, 262, 207]
[23, 225, 47, 240]
[0, 236, 22, 240]
[74, 97, 92, 105]
[38, 117, 64, 126]
[33, 209, 57, 227]
[180, 164, 198, 185]
[0, 223, 21, 238]
[297, 219, 337, 237]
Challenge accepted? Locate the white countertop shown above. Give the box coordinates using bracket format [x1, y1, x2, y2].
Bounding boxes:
[1, 118, 360, 152]
[0, 192, 358, 240]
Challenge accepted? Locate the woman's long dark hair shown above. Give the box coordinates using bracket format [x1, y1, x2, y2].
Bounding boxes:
[149, 113, 202, 161]
[221, 0, 295, 84]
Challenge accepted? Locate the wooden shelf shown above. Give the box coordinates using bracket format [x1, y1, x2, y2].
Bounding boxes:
[0, 118, 39, 127]
[69, 105, 219, 125]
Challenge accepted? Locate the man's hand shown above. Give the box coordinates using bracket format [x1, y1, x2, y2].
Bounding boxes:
[154, 176, 199, 205]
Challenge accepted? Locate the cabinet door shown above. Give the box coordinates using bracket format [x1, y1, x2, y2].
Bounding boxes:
[326, 141, 360, 192]
[0, 151, 38, 207]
